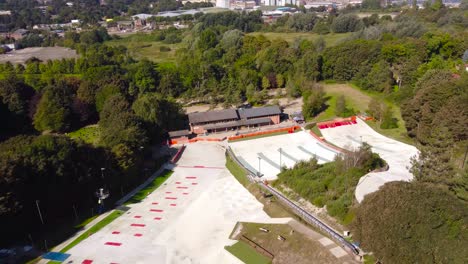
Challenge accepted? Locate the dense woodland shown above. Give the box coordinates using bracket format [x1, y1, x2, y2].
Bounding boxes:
[0, 1, 467, 262]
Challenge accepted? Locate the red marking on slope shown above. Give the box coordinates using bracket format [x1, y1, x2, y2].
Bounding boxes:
[151, 202, 159, 205]
[154, 217, 162, 220]
[177, 186, 188, 189]
[186, 176, 197, 179]
[104, 242, 122, 246]
[183, 192, 189, 195]
[133, 216, 142, 219]
[165, 191, 172, 194]
[111, 231, 120, 234]
[130, 224, 145, 227]
[170, 204, 177, 206]
[175, 182, 181, 184]
[165, 197, 177, 200]
[150, 209, 163, 212]
[134, 233, 143, 237]
[191, 183, 198, 185]
[178, 165, 223, 169]
[82, 260, 93, 264]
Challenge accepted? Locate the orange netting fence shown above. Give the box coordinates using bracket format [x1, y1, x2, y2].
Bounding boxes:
[317, 116, 357, 129]
[227, 126, 300, 141]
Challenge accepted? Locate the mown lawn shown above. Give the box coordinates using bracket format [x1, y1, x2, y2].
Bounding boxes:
[67, 125, 100, 145]
[225, 241, 272, 264]
[124, 169, 173, 205]
[247, 32, 351, 46]
[316, 83, 413, 145]
[106, 37, 184, 63]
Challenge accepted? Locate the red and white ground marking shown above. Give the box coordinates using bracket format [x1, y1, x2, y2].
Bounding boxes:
[66, 142, 289, 264]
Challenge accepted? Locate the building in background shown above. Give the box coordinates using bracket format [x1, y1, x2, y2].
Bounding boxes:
[188, 106, 282, 134]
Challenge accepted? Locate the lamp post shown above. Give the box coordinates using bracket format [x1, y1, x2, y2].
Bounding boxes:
[35, 200, 44, 225]
[100, 167, 105, 179]
[279, 148, 282, 168]
[257, 156, 261, 177]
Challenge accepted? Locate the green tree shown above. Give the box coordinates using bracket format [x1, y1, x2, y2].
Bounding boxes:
[132, 93, 185, 132]
[302, 83, 326, 119]
[352, 182, 468, 264]
[132, 59, 159, 95]
[33, 85, 72, 132]
[380, 105, 398, 129]
[331, 14, 364, 33]
[99, 95, 147, 149]
[367, 98, 383, 121]
[261, 76, 270, 90]
[95, 84, 121, 113]
[335, 95, 346, 117]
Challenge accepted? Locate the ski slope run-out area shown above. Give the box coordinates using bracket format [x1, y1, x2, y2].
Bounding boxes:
[319, 118, 419, 202]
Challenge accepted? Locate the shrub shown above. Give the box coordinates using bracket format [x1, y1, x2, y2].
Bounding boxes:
[159, 46, 171, 52]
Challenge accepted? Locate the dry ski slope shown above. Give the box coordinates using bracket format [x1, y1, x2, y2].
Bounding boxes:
[319, 118, 419, 202]
[67, 141, 289, 264]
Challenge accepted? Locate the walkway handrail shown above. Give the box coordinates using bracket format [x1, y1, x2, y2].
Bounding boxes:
[226, 147, 360, 255]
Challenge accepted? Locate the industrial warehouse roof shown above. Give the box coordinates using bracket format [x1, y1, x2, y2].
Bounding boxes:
[188, 109, 239, 124]
[238, 105, 281, 119]
[203, 117, 273, 131]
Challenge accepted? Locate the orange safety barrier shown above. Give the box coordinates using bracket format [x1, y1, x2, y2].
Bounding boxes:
[228, 126, 300, 141]
[317, 116, 358, 129]
[188, 138, 223, 143]
[308, 131, 350, 154]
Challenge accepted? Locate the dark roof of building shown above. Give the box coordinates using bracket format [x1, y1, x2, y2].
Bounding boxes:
[188, 109, 238, 124]
[238, 105, 281, 119]
[168, 129, 191, 138]
[203, 117, 272, 130]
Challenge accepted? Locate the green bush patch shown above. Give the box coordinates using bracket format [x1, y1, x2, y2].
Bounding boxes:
[225, 241, 272, 264]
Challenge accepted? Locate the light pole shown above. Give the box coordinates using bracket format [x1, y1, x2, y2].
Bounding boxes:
[279, 148, 282, 168]
[257, 156, 261, 177]
[35, 200, 44, 225]
[100, 167, 105, 179]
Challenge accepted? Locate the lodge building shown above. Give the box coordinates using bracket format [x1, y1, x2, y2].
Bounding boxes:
[188, 106, 282, 134]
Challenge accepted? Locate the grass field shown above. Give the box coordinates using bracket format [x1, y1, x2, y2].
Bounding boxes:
[247, 32, 351, 46]
[124, 169, 173, 205]
[106, 36, 184, 63]
[225, 241, 272, 264]
[59, 210, 124, 253]
[67, 125, 100, 145]
[316, 83, 413, 145]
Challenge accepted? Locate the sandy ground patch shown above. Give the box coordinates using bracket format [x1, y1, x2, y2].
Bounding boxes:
[319, 118, 418, 202]
[229, 131, 339, 180]
[0, 47, 78, 64]
[66, 142, 290, 264]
